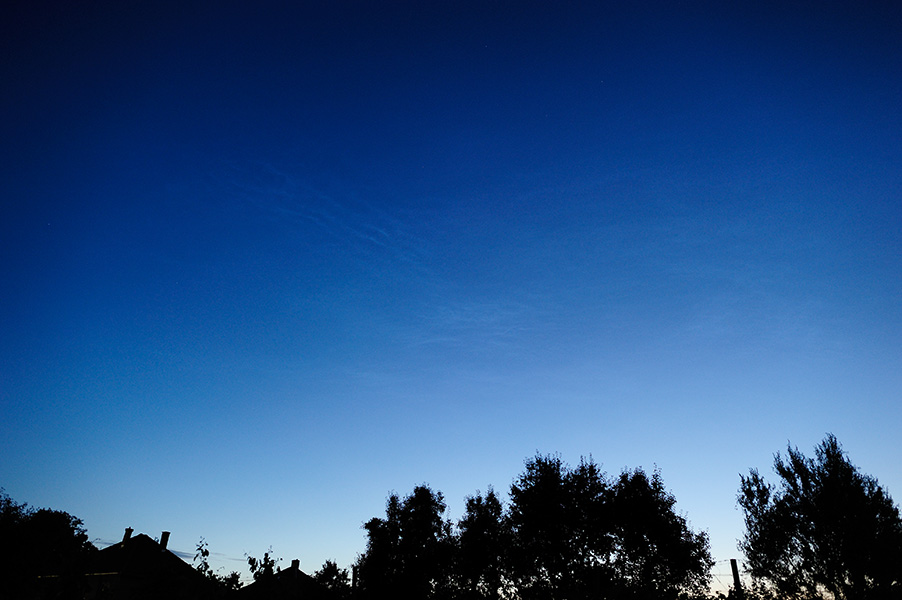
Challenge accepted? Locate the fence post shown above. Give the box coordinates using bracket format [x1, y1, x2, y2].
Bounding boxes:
[730, 558, 744, 599]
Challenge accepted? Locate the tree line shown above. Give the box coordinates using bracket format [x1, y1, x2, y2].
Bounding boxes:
[330, 436, 902, 600]
[2, 434, 900, 599]
[353, 455, 711, 600]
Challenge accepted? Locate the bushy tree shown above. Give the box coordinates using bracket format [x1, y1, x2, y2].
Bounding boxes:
[314, 559, 352, 599]
[0, 489, 97, 599]
[507, 455, 614, 599]
[356, 485, 455, 600]
[507, 455, 712, 600]
[356, 493, 401, 599]
[457, 488, 508, 600]
[357, 457, 712, 600]
[739, 434, 902, 600]
[608, 468, 713, 599]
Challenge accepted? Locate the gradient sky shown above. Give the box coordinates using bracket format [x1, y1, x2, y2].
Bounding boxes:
[2, 1, 900, 591]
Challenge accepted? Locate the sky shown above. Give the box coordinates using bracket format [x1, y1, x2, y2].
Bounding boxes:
[1, 0, 900, 591]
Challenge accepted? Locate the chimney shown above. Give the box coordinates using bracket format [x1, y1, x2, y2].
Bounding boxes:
[291, 559, 300, 570]
[122, 527, 133, 542]
[160, 531, 170, 550]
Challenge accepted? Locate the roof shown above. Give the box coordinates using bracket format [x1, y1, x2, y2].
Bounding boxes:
[238, 561, 334, 600]
[85, 533, 213, 600]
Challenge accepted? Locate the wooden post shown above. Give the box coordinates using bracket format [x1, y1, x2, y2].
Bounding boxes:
[730, 559, 743, 599]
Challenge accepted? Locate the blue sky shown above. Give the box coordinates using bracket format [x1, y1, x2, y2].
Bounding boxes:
[2, 1, 901, 590]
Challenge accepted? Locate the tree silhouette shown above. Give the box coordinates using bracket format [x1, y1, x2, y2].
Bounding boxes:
[356, 485, 455, 600]
[608, 468, 713, 599]
[246, 547, 281, 581]
[739, 434, 902, 599]
[507, 455, 712, 600]
[507, 454, 607, 599]
[457, 488, 508, 600]
[314, 559, 352, 599]
[193, 538, 241, 593]
[356, 492, 402, 599]
[0, 489, 97, 599]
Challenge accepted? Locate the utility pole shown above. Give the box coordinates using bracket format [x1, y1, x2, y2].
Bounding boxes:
[730, 558, 744, 599]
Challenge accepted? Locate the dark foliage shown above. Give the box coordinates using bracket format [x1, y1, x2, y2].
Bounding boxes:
[356, 456, 712, 600]
[507, 454, 607, 600]
[246, 547, 281, 582]
[313, 559, 352, 599]
[355, 485, 455, 600]
[457, 488, 507, 600]
[0, 489, 97, 599]
[507, 455, 712, 600]
[194, 537, 241, 592]
[739, 434, 902, 600]
[608, 468, 713, 598]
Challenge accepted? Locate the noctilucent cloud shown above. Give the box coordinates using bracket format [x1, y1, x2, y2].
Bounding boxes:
[2, 1, 900, 590]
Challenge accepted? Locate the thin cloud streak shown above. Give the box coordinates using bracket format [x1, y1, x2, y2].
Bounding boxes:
[209, 160, 435, 277]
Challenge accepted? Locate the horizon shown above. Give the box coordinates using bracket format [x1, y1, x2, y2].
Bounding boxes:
[2, 2, 900, 595]
[5, 439, 896, 591]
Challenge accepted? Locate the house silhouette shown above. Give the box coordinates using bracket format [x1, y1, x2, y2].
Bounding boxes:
[84, 529, 214, 600]
[238, 559, 334, 600]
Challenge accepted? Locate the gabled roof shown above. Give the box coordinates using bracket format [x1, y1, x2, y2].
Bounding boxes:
[93, 533, 199, 576]
[86, 533, 213, 600]
[238, 561, 333, 600]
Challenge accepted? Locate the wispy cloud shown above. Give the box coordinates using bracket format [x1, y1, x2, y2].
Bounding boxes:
[206, 159, 563, 360]
[209, 159, 434, 277]
[410, 298, 537, 350]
